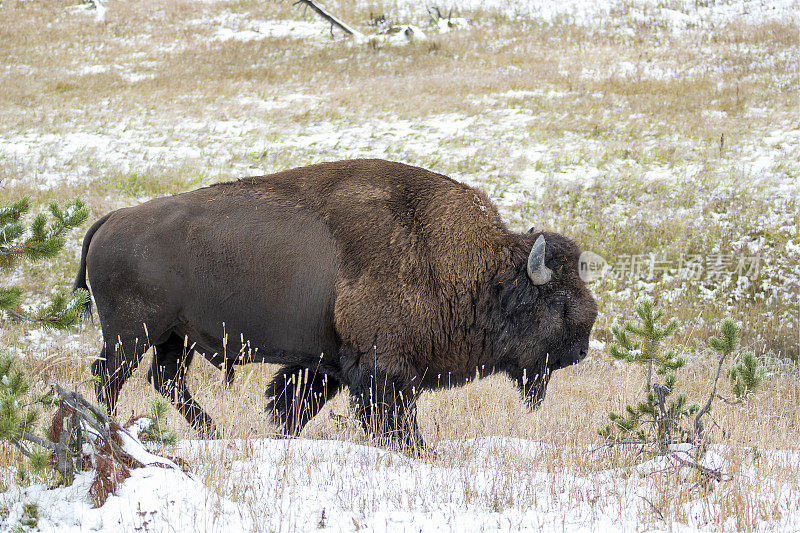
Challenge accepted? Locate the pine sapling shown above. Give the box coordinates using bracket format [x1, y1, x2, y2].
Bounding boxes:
[600, 300, 696, 449]
[0, 197, 90, 329]
[0, 352, 185, 497]
[694, 319, 764, 449]
[0, 354, 61, 483]
[609, 300, 681, 392]
[140, 398, 179, 446]
[601, 306, 765, 482]
[728, 352, 764, 399]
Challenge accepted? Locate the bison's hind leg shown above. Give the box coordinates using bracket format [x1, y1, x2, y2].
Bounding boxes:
[93, 335, 148, 416]
[265, 365, 341, 437]
[148, 332, 217, 438]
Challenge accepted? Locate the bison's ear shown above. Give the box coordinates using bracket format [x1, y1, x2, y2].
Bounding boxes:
[527, 235, 552, 285]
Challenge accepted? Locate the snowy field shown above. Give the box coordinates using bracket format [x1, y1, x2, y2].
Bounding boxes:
[1, 0, 799, 531]
[3, 436, 800, 532]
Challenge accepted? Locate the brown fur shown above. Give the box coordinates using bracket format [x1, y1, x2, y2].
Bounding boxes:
[260, 160, 514, 384]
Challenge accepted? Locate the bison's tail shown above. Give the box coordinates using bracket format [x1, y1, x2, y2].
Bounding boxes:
[72, 212, 112, 323]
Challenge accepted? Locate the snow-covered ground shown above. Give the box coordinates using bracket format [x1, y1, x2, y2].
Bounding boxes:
[2, 93, 797, 201]
[383, 0, 799, 30]
[2, 0, 797, 201]
[2, 437, 798, 532]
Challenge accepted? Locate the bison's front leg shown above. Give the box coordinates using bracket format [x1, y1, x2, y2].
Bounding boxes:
[349, 368, 427, 456]
[147, 333, 217, 438]
[265, 364, 341, 437]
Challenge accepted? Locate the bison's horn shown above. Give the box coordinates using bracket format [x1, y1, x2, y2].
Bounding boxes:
[527, 235, 552, 285]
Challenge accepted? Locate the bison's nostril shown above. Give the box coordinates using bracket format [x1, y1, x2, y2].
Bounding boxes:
[579, 350, 588, 360]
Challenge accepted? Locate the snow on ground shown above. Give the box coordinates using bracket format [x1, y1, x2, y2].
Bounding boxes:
[1, 2, 798, 528]
[2, 88, 797, 205]
[189, 11, 333, 42]
[62, 0, 800, 28]
[375, 0, 799, 30]
[213, 20, 330, 42]
[2, 437, 797, 532]
[2, 0, 797, 198]
[0, 465, 247, 532]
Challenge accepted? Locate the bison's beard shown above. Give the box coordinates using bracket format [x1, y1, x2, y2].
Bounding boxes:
[512, 367, 551, 410]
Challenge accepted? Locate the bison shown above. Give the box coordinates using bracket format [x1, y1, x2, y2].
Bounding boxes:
[74, 159, 597, 451]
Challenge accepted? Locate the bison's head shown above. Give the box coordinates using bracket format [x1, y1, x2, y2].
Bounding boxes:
[493, 231, 598, 409]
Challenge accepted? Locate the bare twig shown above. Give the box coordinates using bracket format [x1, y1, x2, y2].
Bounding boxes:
[56, 414, 75, 484]
[716, 394, 744, 406]
[0, 245, 29, 257]
[693, 352, 728, 446]
[51, 385, 120, 451]
[652, 383, 671, 449]
[664, 449, 724, 482]
[6, 309, 39, 323]
[427, 6, 454, 25]
[595, 439, 724, 482]
[17, 431, 67, 454]
[10, 430, 74, 483]
[640, 496, 665, 522]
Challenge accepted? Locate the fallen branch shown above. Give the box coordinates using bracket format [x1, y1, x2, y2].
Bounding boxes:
[6, 309, 39, 323]
[293, 0, 365, 39]
[592, 440, 724, 482]
[664, 448, 724, 482]
[4, 376, 185, 507]
[0, 245, 29, 257]
[293, 0, 427, 43]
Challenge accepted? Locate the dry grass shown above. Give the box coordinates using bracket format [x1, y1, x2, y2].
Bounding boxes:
[1, 0, 799, 530]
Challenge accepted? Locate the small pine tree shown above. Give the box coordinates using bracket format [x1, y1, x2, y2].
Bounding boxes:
[601, 305, 765, 479]
[0, 352, 182, 488]
[141, 398, 178, 446]
[601, 300, 697, 448]
[609, 300, 682, 391]
[693, 319, 765, 445]
[728, 352, 764, 399]
[0, 354, 60, 483]
[0, 197, 90, 329]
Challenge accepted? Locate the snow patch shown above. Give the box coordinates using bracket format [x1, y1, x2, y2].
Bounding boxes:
[213, 19, 331, 42]
[384, 0, 799, 32]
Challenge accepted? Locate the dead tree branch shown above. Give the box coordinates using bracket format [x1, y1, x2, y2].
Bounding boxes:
[293, 0, 365, 39]
[693, 351, 728, 445]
